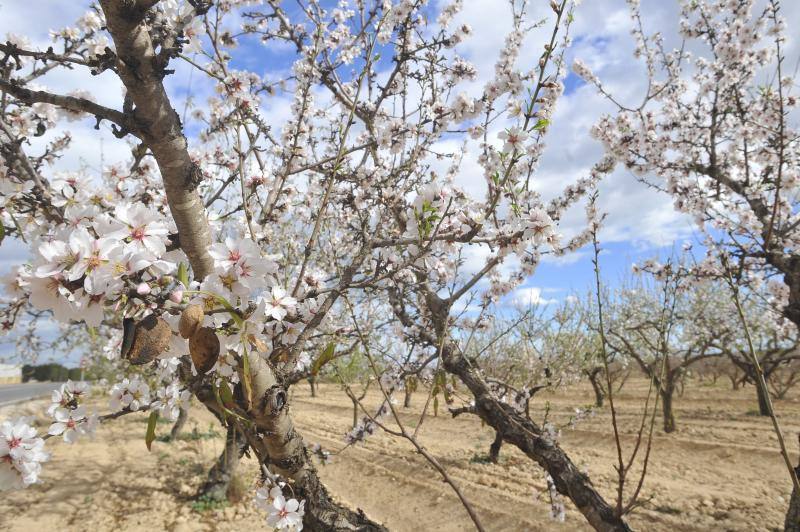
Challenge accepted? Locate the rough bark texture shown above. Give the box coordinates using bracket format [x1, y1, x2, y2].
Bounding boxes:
[787, 468, 800, 532]
[245, 352, 385, 530]
[199, 425, 248, 501]
[99, 0, 214, 279]
[588, 368, 605, 408]
[756, 377, 772, 417]
[403, 387, 413, 408]
[97, 6, 386, 529]
[442, 343, 631, 532]
[488, 431, 503, 464]
[169, 403, 189, 441]
[309, 375, 317, 398]
[661, 388, 676, 434]
[298, 467, 388, 532]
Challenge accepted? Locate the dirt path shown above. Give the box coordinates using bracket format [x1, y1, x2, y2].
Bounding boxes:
[1, 379, 797, 531]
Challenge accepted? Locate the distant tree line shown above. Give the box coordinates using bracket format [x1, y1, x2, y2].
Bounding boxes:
[21, 364, 83, 383]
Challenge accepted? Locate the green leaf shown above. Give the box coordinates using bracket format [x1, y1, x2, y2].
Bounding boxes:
[241, 349, 253, 407]
[177, 262, 190, 288]
[145, 411, 159, 451]
[311, 342, 336, 376]
[533, 118, 550, 131]
[219, 379, 235, 408]
[0, 223, 5, 245]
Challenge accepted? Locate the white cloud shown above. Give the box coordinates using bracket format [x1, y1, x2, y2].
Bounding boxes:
[510, 286, 556, 307]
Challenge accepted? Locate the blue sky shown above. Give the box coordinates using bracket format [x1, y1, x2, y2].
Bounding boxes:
[1, 0, 796, 364]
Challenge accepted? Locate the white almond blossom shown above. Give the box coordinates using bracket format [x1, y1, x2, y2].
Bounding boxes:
[109, 377, 151, 412]
[107, 203, 170, 256]
[48, 406, 90, 444]
[0, 418, 49, 491]
[263, 286, 298, 322]
[256, 485, 305, 531]
[524, 209, 555, 245]
[498, 126, 529, 154]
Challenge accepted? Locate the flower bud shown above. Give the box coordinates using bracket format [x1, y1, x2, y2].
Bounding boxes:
[169, 289, 184, 304]
[137, 282, 151, 295]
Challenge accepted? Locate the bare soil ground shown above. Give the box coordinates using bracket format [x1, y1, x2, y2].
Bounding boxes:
[1, 378, 798, 531]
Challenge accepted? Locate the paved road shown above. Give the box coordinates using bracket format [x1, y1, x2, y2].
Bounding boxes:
[0, 382, 63, 406]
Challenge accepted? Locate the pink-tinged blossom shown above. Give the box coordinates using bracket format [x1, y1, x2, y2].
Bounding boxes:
[209, 237, 278, 296]
[152, 382, 191, 421]
[109, 377, 150, 412]
[263, 286, 297, 321]
[255, 485, 305, 531]
[0, 418, 48, 491]
[108, 203, 169, 256]
[169, 289, 184, 304]
[66, 227, 121, 294]
[498, 126, 528, 154]
[47, 380, 90, 417]
[34, 239, 75, 278]
[48, 406, 88, 444]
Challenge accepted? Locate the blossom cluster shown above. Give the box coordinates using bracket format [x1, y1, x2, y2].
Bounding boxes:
[254, 481, 305, 531]
[0, 418, 48, 491]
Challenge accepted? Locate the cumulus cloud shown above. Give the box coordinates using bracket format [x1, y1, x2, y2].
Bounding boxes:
[510, 286, 557, 308]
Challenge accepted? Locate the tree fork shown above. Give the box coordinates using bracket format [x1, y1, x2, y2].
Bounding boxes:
[441, 343, 631, 532]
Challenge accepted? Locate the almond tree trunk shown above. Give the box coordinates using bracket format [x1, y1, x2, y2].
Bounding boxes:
[441, 342, 631, 531]
[98, 5, 386, 528]
[169, 402, 190, 441]
[99, 0, 214, 279]
[661, 387, 676, 433]
[756, 375, 771, 416]
[199, 425, 247, 501]
[488, 431, 503, 464]
[588, 368, 605, 408]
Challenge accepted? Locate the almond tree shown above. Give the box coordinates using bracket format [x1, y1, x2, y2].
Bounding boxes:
[701, 277, 800, 415]
[577, 0, 800, 525]
[460, 301, 596, 464]
[0, 0, 633, 530]
[603, 259, 722, 433]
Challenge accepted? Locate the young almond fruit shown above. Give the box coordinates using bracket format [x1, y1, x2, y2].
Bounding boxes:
[123, 314, 172, 365]
[179, 304, 205, 339]
[189, 326, 220, 373]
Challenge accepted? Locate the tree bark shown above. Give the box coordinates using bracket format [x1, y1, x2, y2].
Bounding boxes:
[169, 402, 190, 441]
[786, 455, 800, 532]
[199, 424, 247, 501]
[756, 376, 771, 416]
[488, 430, 503, 464]
[309, 375, 317, 398]
[661, 387, 676, 433]
[99, 0, 214, 279]
[441, 343, 631, 531]
[588, 368, 605, 408]
[97, 8, 386, 529]
[403, 386, 413, 408]
[244, 352, 386, 529]
[298, 465, 388, 531]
